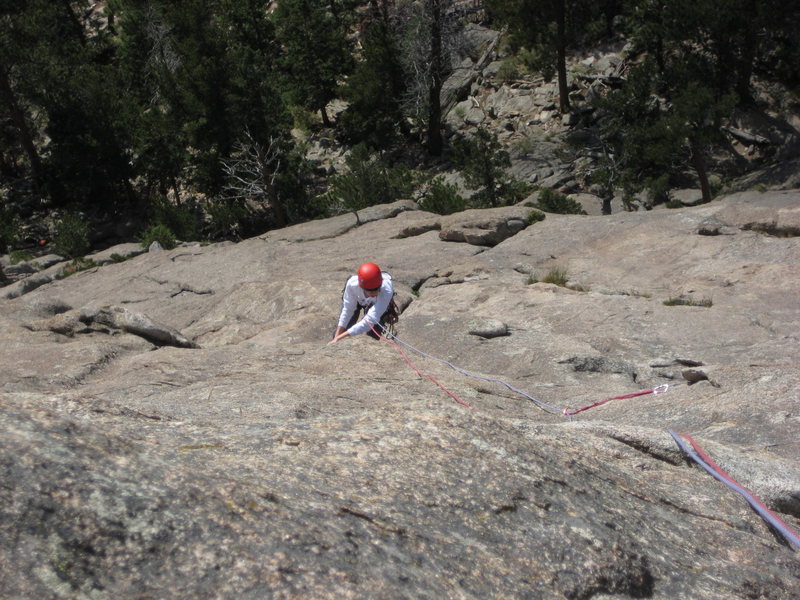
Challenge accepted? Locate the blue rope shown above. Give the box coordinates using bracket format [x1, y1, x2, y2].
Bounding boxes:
[668, 430, 800, 550]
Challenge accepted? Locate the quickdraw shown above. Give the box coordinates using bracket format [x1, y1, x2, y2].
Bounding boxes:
[562, 384, 671, 417]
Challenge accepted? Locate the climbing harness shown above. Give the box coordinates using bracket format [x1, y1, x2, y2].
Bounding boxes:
[337, 273, 399, 339]
[669, 430, 800, 550]
[382, 297, 400, 337]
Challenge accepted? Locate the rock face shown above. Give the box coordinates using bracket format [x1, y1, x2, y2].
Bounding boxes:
[2, 191, 800, 598]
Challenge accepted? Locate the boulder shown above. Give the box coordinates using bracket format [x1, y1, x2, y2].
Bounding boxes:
[439, 206, 532, 246]
[88, 305, 199, 349]
[88, 242, 146, 265]
[467, 317, 508, 338]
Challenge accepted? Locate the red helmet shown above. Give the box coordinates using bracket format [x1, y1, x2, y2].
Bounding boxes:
[357, 262, 383, 290]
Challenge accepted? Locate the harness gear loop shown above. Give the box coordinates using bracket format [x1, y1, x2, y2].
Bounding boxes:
[382, 297, 400, 336]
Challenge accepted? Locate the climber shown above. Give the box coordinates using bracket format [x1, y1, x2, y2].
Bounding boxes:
[329, 262, 397, 344]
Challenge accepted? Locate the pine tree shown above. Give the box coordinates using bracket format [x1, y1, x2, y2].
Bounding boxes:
[486, 0, 605, 114]
[0, 2, 58, 193]
[325, 144, 415, 223]
[452, 127, 513, 208]
[113, 0, 295, 225]
[219, 0, 295, 227]
[1, 1, 134, 209]
[339, 18, 407, 149]
[596, 1, 741, 205]
[393, 0, 465, 156]
[274, 0, 353, 127]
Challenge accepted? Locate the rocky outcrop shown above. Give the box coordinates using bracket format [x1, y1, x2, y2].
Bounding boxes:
[433, 25, 800, 210]
[438, 206, 533, 246]
[1, 191, 799, 598]
[25, 305, 198, 348]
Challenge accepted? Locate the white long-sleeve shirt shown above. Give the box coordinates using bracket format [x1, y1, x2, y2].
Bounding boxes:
[337, 272, 394, 336]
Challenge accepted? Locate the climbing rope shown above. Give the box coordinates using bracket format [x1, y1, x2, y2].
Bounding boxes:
[365, 323, 796, 553]
[370, 324, 472, 408]
[374, 324, 563, 414]
[668, 430, 800, 550]
[376, 326, 688, 418]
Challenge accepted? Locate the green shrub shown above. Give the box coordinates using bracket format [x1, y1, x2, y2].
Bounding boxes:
[0, 205, 19, 253]
[527, 210, 546, 224]
[53, 212, 91, 258]
[292, 193, 332, 222]
[419, 176, 467, 215]
[9, 250, 33, 265]
[532, 188, 587, 215]
[496, 57, 521, 83]
[289, 104, 317, 133]
[708, 174, 723, 198]
[451, 128, 512, 208]
[511, 136, 538, 158]
[537, 267, 589, 291]
[151, 197, 198, 241]
[520, 47, 553, 81]
[644, 174, 670, 205]
[205, 199, 249, 240]
[139, 224, 177, 250]
[663, 296, 712, 307]
[541, 267, 569, 286]
[502, 179, 534, 204]
[62, 258, 97, 277]
[325, 144, 415, 222]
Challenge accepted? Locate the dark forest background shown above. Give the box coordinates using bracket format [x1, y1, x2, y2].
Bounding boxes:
[1, 1, 798, 261]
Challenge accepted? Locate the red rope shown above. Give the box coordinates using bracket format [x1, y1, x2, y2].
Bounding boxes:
[371, 326, 472, 408]
[682, 434, 782, 521]
[562, 385, 668, 417]
[672, 431, 800, 549]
